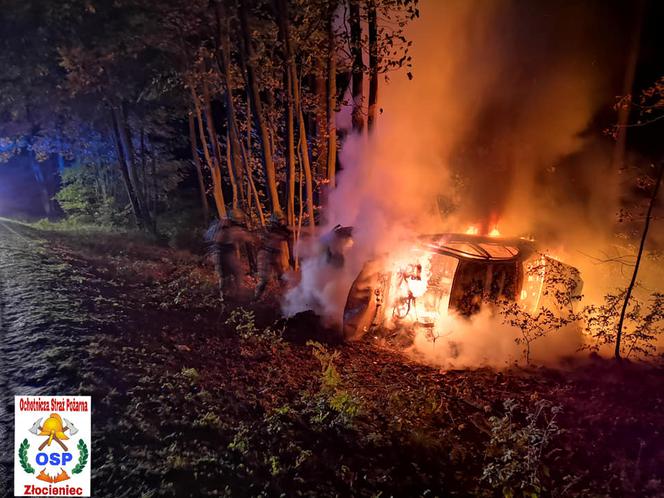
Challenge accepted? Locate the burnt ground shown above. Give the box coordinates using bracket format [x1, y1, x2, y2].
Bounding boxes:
[0, 218, 662, 497]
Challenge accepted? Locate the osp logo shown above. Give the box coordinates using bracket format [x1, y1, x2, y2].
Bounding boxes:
[14, 396, 91, 497]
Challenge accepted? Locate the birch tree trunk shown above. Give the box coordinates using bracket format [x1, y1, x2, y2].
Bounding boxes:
[237, 0, 284, 221]
[202, 77, 239, 210]
[327, 14, 338, 188]
[188, 112, 211, 223]
[189, 82, 227, 219]
[296, 92, 316, 227]
[214, 1, 247, 210]
[349, 0, 364, 133]
[275, 0, 315, 226]
[285, 69, 296, 227]
[315, 56, 328, 178]
[367, 0, 379, 132]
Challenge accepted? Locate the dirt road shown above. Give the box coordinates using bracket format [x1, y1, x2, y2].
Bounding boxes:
[0, 220, 100, 495]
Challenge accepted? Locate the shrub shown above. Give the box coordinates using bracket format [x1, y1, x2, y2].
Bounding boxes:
[579, 291, 664, 359]
[305, 341, 363, 429]
[225, 308, 284, 345]
[55, 165, 130, 226]
[499, 255, 581, 364]
[481, 399, 562, 498]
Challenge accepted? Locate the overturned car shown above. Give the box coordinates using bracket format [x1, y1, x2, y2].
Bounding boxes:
[342, 233, 582, 340]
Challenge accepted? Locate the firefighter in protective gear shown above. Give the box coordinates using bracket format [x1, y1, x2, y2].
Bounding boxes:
[254, 219, 291, 298]
[321, 224, 353, 268]
[207, 210, 254, 299]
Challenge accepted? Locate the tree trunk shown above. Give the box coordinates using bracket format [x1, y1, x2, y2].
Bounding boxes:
[30, 159, 55, 217]
[214, 2, 248, 211]
[226, 130, 241, 214]
[615, 162, 663, 358]
[150, 150, 157, 222]
[118, 104, 154, 230]
[110, 110, 145, 228]
[139, 127, 149, 208]
[237, 0, 284, 221]
[285, 70, 296, 227]
[244, 99, 252, 215]
[228, 4, 256, 216]
[297, 98, 316, 227]
[246, 155, 266, 226]
[327, 14, 338, 188]
[188, 112, 211, 223]
[117, 104, 154, 230]
[367, 0, 379, 132]
[275, 0, 315, 226]
[237, 115, 265, 227]
[202, 77, 239, 211]
[315, 56, 328, 177]
[189, 82, 227, 219]
[349, 0, 364, 133]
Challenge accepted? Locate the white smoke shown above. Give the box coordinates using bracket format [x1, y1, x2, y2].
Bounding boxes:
[283, 0, 651, 365]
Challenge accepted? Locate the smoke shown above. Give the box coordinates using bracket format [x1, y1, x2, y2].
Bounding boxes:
[284, 0, 657, 364]
[408, 309, 582, 369]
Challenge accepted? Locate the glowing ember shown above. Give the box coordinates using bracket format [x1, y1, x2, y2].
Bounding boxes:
[465, 226, 479, 235]
[489, 227, 501, 237]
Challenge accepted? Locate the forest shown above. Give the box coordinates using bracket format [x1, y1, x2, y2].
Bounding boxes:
[0, 0, 417, 234]
[1, 0, 664, 497]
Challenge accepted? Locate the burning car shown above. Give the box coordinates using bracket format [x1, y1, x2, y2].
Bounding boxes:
[342, 233, 582, 340]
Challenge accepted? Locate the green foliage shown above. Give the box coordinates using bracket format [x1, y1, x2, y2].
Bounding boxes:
[306, 341, 363, 429]
[308, 340, 342, 392]
[225, 308, 260, 337]
[1, 0, 419, 229]
[227, 424, 251, 455]
[56, 165, 130, 226]
[180, 367, 200, 383]
[194, 411, 222, 430]
[481, 399, 562, 498]
[55, 166, 97, 216]
[225, 308, 284, 345]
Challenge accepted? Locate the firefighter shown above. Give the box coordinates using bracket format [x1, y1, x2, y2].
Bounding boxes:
[321, 224, 353, 268]
[207, 209, 254, 299]
[254, 218, 291, 299]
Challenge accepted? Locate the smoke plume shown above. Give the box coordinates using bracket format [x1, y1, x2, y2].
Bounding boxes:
[284, 0, 654, 365]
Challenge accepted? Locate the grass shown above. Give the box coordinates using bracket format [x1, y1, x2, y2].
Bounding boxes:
[1, 217, 662, 497]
